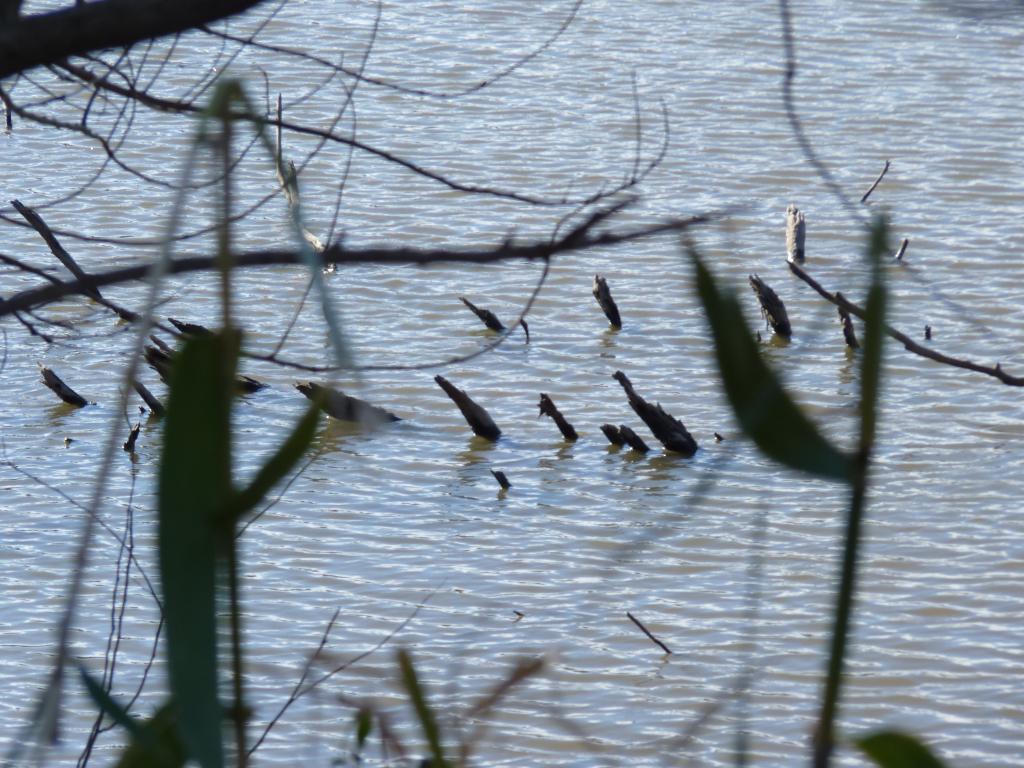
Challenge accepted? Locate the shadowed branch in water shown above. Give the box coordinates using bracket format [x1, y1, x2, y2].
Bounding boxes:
[788, 260, 1024, 386]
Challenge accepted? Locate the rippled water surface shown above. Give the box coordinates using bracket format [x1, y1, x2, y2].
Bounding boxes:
[1, 1, 1023, 765]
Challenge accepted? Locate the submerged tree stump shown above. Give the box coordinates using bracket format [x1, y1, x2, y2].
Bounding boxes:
[38, 363, 87, 407]
[749, 274, 792, 338]
[490, 469, 511, 490]
[600, 423, 625, 447]
[612, 370, 698, 456]
[618, 425, 650, 453]
[592, 274, 622, 328]
[434, 375, 501, 440]
[296, 381, 400, 425]
[838, 307, 859, 349]
[168, 317, 211, 338]
[786, 204, 806, 263]
[538, 393, 578, 441]
[460, 297, 505, 332]
[133, 379, 165, 417]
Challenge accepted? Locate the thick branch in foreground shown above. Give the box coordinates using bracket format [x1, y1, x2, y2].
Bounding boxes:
[0, 210, 714, 318]
[788, 261, 1024, 386]
[0, 0, 267, 79]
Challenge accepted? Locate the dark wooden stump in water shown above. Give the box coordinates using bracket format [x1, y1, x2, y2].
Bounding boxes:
[123, 423, 141, 453]
[133, 379, 165, 417]
[618, 425, 650, 453]
[38, 363, 87, 407]
[434, 375, 501, 440]
[612, 370, 698, 456]
[168, 317, 211, 337]
[146, 340, 264, 392]
[600, 423, 625, 447]
[490, 469, 511, 490]
[749, 274, 792, 338]
[296, 381, 400, 425]
[592, 274, 622, 328]
[460, 297, 505, 332]
[538, 393, 578, 441]
[786, 204, 806, 264]
[838, 307, 859, 349]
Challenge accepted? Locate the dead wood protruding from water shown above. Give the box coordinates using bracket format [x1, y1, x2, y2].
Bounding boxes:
[168, 317, 211, 338]
[538, 393, 577, 441]
[600, 423, 625, 447]
[459, 297, 505, 332]
[146, 341, 264, 393]
[434, 375, 501, 440]
[132, 379, 164, 417]
[296, 381, 400, 425]
[592, 274, 622, 328]
[618, 425, 650, 453]
[123, 423, 140, 453]
[275, 95, 326, 256]
[785, 204, 806, 264]
[12, 198, 137, 322]
[490, 469, 511, 490]
[838, 307, 859, 349]
[626, 611, 672, 655]
[749, 274, 792, 338]
[860, 159, 890, 204]
[894, 237, 909, 262]
[788, 259, 1024, 386]
[612, 370, 698, 456]
[38, 363, 87, 406]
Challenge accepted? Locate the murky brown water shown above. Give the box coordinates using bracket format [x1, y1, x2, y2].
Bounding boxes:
[1, 1, 1023, 765]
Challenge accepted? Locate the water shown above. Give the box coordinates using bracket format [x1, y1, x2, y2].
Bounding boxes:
[1, 1, 1023, 765]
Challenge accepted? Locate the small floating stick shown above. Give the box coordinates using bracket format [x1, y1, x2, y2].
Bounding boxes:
[592, 274, 622, 328]
[38, 363, 87, 407]
[613, 371, 698, 456]
[786, 204, 806, 264]
[893, 237, 909, 262]
[459, 297, 505, 332]
[434, 375, 501, 440]
[296, 381, 400, 425]
[538, 393, 577, 441]
[749, 274, 792, 338]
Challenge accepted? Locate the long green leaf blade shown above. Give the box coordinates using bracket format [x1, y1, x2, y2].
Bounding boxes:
[855, 730, 948, 768]
[77, 665, 139, 736]
[397, 649, 446, 768]
[232, 400, 321, 518]
[691, 248, 853, 483]
[158, 332, 236, 768]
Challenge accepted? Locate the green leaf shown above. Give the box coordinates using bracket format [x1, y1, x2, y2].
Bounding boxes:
[354, 706, 373, 753]
[116, 702, 187, 768]
[397, 649, 446, 768]
[855, 730, 948, 768]
[158, 332, 237, 768]
[232, 400, 321, 518]
[691, 248, 854, 483]
[859, 215, 889, 451]
[77, 665, 139, 736]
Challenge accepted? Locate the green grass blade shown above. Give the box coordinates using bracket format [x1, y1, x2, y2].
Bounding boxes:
[397, 649, 446, 768]
[690, 247, 853, 483]
[232, 400, 321, 518]
[855, 730, 948, 768]
[158, 332, 237, 768]
[77, 665, 140, 736]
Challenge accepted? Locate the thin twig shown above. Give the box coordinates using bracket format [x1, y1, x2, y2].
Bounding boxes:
[626, 612, 672, 654]
[859, 159, 890, 204]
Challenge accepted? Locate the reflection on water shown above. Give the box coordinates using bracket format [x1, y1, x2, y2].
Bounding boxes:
[2, 0, 1024, 766]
